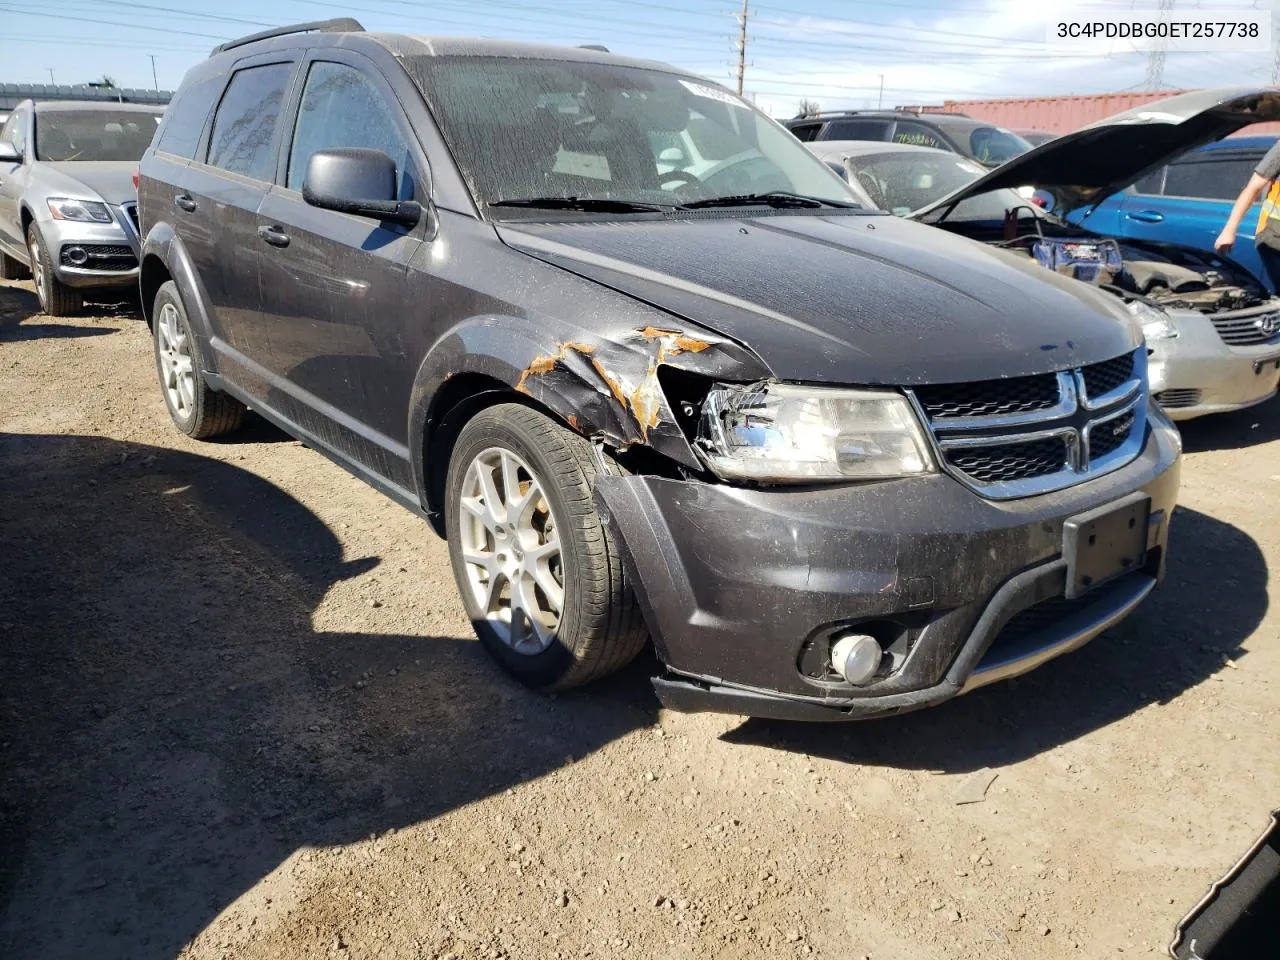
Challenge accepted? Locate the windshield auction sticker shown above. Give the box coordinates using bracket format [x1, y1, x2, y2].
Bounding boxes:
[1045, 8, 1269, 52]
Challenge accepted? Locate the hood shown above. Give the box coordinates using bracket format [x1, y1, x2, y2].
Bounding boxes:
[34, 161, 137, 206]
[497, 214, 1140, 385]
[915, 86, 1280, 219]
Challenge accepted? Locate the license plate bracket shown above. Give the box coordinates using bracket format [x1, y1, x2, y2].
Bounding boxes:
[1063, 493, 1150, 599]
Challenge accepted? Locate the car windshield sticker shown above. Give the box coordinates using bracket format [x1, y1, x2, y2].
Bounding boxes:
[678, 79, 742, 108]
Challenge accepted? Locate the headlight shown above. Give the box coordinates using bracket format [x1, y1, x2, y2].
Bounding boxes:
[696, 381, 936, 482]
[1127, 300, 1178, 341]
[47, 198, 112, 223]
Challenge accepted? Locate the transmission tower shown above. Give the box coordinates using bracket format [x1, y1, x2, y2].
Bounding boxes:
[1144, 0, 1175, 89]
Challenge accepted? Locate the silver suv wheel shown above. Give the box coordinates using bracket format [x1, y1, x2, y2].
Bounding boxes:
[156, 301, 196, 420]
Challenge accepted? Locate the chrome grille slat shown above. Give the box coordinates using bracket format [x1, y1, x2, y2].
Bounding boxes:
[908, 349, 1147, 500]
[1209, 309, 1280, 346]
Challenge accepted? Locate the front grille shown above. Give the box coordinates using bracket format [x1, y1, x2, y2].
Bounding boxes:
[947, 437, 1066, 484]
[979, 574, 1140, 668]
[915, 373, 1060, 420]
[1210, 311, 1280, 346]
[1088, 410, 1136, 459]
[1081, 353, 1134, 400]
[1154, 388, 1202, 409]
[911, 348, 1146, 499]
[59, 244, 138, 272]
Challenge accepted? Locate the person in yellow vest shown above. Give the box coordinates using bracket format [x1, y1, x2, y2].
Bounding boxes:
[1215, 143, 1280, 286]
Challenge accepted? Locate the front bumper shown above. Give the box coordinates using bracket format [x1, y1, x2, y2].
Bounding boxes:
[595, 414, 1181, 721]
[42, 206, 140, 289]
[1150, 309, 1280, 421]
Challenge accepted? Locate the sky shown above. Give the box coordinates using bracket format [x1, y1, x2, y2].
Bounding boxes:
[1, 0, 1276, 117]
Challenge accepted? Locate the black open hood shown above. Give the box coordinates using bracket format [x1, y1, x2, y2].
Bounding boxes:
[915, 86, 1280, 218]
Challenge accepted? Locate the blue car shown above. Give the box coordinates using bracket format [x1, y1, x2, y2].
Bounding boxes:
[1068, 135, 1278, 292]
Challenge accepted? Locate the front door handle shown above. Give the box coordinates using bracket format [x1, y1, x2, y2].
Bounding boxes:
[1125, 209, 1164, 223]
[174, 194, 197, 212]
[257, 224, 290, 248]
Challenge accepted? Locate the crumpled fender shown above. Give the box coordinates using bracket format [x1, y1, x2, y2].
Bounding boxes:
[407, 313, 769, 495]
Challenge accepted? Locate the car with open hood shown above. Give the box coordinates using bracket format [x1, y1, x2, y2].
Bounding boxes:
[810, 89, 1280, 422]
[0, 99, 163, 315]
[136, 19, 1180, 721]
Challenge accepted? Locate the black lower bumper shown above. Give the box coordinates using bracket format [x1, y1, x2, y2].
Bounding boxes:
[594, 418, 1182, 721]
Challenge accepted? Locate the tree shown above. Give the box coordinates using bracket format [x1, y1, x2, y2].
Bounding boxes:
[796, 98, 821, 118]
[91, 74, 117, 88]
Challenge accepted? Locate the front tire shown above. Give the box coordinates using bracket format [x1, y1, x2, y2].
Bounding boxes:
[152, 281, 244, 439]
[27, 224, 82, 316]
[445, 404, 647, 691]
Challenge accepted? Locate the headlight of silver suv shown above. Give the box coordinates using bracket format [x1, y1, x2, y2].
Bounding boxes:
[1127, 300, 1178, 341]
[47, 197, 113, 223]
[696, 381, 936, 482]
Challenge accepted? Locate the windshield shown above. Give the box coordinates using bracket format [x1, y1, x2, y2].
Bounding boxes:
[968, 126, 1031, 166]
[34, 109, 161, 162]
[851, 152, 1027, 220]
[410, 56, 860, 212]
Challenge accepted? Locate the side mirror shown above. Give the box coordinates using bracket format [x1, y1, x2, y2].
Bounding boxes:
[0, 141, 21, 164]
[302, 148, 421, 227]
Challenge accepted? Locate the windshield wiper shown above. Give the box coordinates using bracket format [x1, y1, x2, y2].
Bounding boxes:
[677, 191, 858, 211]
[489, 196, 668, 213]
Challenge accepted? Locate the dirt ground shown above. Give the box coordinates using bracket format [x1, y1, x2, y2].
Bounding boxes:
[1, 278, 1277, 960]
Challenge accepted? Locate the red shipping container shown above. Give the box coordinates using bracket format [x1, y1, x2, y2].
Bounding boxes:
[896, 91, 1280, 138]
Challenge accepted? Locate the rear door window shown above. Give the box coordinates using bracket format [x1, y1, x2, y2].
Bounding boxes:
[1161, 155, 1263, 200]
[891, 121, 946, 149]
[823, 118, 892, 142]
[206, 62, 293, 181]
[787, 122, 822, 142]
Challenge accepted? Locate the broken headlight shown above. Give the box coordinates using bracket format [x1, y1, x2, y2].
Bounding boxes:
[696, 382, 936, 483]
[1128, 300, 1178, 341]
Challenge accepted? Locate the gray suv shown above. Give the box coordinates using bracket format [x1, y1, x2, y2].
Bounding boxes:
[0, 100, 162, 314]
[137, 19, 1181, 721]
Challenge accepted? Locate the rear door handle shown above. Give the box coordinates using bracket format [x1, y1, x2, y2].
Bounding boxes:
[1125, 209, 1164, 223]
[174, 194, 197, 212]
[257, 224, 290, 248]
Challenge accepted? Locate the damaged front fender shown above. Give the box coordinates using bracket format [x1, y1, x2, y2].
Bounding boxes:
[410, 314, 769, 488]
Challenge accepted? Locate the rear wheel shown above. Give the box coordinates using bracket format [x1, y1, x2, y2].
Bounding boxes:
[445, 403, 647, 690]
[152, 280, 244, 439]
[27, 224, 82, 316]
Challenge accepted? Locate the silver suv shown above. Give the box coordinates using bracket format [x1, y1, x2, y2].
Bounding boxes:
[0, 100, 162, 315]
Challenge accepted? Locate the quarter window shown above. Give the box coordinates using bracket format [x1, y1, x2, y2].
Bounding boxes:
[156, 75, 223, 160]
[287, 61, 414, 198]
[206, 62, 293, 181]
[823, 118, 892, 142]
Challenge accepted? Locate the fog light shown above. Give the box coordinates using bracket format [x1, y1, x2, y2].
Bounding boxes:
[830, 632, 883, 686]
[64, 246, 88, 265]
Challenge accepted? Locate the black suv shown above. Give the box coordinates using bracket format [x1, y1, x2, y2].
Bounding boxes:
[783, 110, 1032, 167]
[137, 19, 1180, 721]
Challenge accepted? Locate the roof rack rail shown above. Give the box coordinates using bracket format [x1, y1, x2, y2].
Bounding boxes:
[578, 44, 610, 51]
[211, 18, 365, 56]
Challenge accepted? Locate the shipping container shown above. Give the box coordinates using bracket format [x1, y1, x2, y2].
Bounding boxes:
[897, 90, 1280, 138]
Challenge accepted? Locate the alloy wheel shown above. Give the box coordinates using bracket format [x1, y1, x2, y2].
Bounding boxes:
[457, 447, 565, 655]
[28, 237, 46, 311]
[156, 302, 196, 419]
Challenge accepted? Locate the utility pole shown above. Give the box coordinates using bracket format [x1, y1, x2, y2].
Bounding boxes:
[47, 68, 55, 84]
[149, 54, 159, 91]
[735, 0, 749, 96]
[877, 74, 884, 109]
[1144, 0, 1174, 89]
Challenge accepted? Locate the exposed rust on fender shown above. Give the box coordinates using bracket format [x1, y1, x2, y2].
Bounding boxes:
[638, 325, 711, 356]
[590, 356, 629, 408]
[516, 341, 596, 394]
